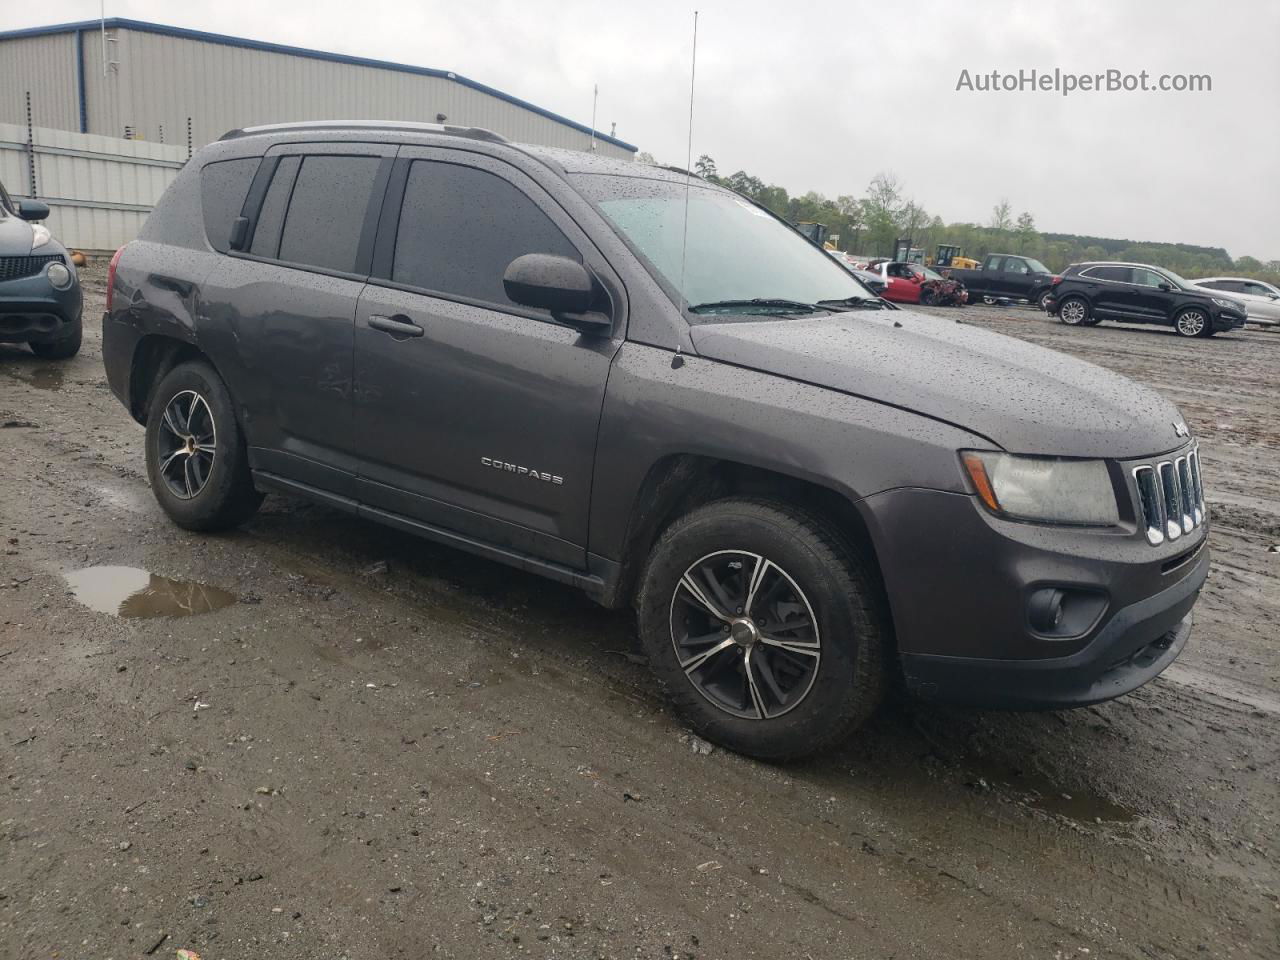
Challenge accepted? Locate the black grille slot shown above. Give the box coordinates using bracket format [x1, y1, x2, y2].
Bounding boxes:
[1135, 466, 1164, 545]
[0, 254, 63, 282]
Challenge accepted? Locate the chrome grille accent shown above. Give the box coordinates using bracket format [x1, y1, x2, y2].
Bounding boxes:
[1133, 445, 1206, 546]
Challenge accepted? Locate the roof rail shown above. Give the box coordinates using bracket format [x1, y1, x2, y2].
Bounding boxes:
[219, 120, 509, 144]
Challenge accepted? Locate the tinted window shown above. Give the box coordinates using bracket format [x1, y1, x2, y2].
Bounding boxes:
[250, 156, 300, 259]
[1132, 268, 1169, 288]
[200, 158, 259, 252]
[1081, 266, 1132, 282]
[278, 155, 382, 273]
[1196, 280, 1227, 291]
[1004, 258, 1030, 274]
[392, 161, 578, 307]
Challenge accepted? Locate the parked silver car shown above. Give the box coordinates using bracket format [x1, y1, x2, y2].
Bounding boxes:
[1191, 277, 1280, 327]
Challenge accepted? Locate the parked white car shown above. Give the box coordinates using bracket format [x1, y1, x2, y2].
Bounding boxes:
[1191, 277, 1280, 326]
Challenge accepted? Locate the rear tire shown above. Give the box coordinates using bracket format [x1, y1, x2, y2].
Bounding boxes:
[1058, 296, 1090, 326]
[636, 499, 888, 760]
[145, 360, 263, 531]
[29, 318, 82, 359]
[1037, 290, 1052, 311]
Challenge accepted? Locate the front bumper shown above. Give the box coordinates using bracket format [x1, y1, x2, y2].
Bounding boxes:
[858, 485, 1208, 710]
[0, 271, 82, 343]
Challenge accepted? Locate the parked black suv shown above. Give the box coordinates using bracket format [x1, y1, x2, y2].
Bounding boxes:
[103, 122, 1210, 758]
[0, 178, 83, 358]
[1045, 261, 1246, 338]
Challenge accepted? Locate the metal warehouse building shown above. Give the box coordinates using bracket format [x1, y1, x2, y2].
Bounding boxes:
[0, 18, 638, 159]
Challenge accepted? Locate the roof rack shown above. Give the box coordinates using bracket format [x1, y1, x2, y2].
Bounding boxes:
[219, 120, 509, 144]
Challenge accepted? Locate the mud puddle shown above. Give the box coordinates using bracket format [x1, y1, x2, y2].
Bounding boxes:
[65, 565, 237, 618]
[2, 362, 66, 391]
[965, 758, 1135, 823]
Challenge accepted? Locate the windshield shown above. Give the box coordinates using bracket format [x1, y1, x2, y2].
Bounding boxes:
[922, 267, 945, 282]
[1024, 258, 1050, 274]
[1160, 268, 1193, 290]
[0, 180, 13, 218]
[571, 174, 874, 316]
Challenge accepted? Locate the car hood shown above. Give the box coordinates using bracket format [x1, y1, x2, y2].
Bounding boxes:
[689, 309, 1187, 459]
[0, 215, 35, 255]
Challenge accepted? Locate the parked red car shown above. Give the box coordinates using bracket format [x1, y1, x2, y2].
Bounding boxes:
[864, 259, 969, 306]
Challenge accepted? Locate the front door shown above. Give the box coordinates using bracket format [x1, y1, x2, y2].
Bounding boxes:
[351, 149, 625, 569]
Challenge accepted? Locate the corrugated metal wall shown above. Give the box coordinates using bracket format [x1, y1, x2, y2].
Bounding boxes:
[0, 122, 185, 252]
[0, 33, 81, 134]
[2, 24, 633, 160]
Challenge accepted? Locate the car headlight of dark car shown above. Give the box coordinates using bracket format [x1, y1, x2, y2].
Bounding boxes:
[961, 451, 1119, 526]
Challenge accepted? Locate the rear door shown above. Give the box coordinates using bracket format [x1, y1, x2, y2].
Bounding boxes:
[350, 148, 626, 568]
[199, 143, 394, 497]
[1078, 265, 1132, 318]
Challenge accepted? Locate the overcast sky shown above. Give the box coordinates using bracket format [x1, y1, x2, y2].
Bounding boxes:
[6, 0, 1278, 259]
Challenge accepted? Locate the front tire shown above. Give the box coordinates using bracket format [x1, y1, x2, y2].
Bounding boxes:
[145, 360, 263, 531]
[1058, 296, 1090, 326]
[1175, 308, 1212, 338]
[29, 318, 82, 359]
[636, 499, 887, 760]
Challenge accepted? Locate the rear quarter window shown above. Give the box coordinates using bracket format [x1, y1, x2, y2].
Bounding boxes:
[199, 158, 259, 252]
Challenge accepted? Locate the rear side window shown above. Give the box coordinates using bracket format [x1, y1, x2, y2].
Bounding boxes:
[200, 158, 259, 252]
[1081, 266, 1131, 282]
[250, 156, 301, 259]
[277, 155, 382, 274]
[391, 160, 578, 307]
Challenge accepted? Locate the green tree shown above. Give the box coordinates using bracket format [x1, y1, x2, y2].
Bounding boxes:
[990, 199, 1013, 233]
[694, 154, 719, 182]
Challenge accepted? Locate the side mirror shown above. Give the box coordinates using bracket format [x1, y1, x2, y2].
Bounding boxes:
[1158, 282, 1172, 292]
[16, 199, 49, 221]
[503, 254, 609, 331]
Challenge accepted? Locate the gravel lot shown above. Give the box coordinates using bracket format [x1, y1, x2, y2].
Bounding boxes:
[1, 266, 1277, 959]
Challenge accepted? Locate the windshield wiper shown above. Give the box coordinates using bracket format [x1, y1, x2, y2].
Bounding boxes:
[816, 295, 886, 310]
[688, 298, 829, 316]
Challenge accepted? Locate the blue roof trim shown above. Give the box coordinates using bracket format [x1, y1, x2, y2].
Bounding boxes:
[0, 18, 638, 152]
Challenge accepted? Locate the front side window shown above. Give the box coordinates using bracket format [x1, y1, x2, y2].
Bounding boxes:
[277, 155, 382, 274]
[571, 174, 873, 317]
[391, 160, 578, 307]
[1023, 258, 1050, 274]
[1004, 258, 1030, 275]
[1132, 268, 1170, 288]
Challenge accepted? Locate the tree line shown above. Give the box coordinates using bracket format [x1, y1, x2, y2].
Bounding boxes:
[661, 154, 1279, 285]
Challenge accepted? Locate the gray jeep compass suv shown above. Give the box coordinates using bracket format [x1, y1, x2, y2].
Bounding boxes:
[102, 122, 1209, 759]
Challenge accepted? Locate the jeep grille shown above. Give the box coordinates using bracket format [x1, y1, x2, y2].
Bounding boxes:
[1133, 447, 1205, 546]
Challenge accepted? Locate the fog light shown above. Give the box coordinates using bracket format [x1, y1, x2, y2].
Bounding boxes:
[1027, 586, 1108, 639]
[47, 261, 72, 290]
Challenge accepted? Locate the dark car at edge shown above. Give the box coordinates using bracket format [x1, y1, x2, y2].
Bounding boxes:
[0, 178, 83, 359]
[102, 122, 1211, 759]
[1045, 261, 1247, 338]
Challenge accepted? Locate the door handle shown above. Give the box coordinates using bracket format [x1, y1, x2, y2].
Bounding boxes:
[367, 314, 424, 339]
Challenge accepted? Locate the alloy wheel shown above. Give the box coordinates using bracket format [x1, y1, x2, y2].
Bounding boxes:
[1060, 300, 1087, 325]
[1177, 310, 1206, 337]
[156, 390, 217, 500]
[669, 550, 822, 720]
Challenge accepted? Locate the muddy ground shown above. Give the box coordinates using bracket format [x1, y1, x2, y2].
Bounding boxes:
[1, 266, 1277, 960]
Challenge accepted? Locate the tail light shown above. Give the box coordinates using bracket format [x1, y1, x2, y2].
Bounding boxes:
[1051, 275, 1063, 286]
[105, 245, 125, 313]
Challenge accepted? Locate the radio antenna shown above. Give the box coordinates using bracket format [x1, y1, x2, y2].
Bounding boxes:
[590, 84, 598, 152]
[677, 10, 699, 309]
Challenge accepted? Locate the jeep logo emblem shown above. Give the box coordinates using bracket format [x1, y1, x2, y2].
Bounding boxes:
[1173, 421, 1189, 438]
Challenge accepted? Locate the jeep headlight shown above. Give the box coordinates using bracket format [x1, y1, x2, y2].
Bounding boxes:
[960, 451, 1119, 526]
